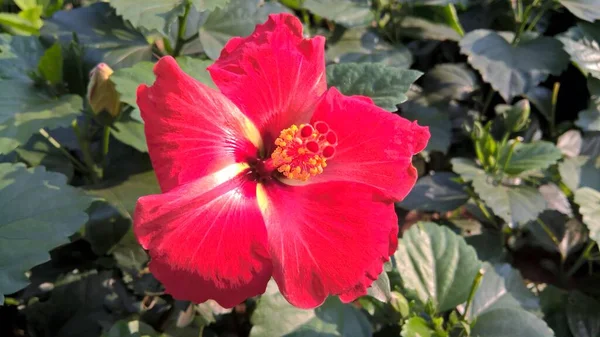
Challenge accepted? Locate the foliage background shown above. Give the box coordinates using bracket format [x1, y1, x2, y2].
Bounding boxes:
[0, 0, 599, 336]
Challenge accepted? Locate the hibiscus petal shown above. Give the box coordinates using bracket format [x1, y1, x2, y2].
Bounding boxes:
[309, 87, 430, 200]
[208, 13, 326, 149]
[257, 181, 397, 308]
[137, 56, 261, 192]
[134, 164, 272, 307]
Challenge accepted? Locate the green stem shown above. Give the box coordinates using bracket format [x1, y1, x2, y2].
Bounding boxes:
[481, 89, 495, 114]
[101, 125, 110, 174]
[466, 186, 498, 227]
[72, 119, 99, 183]
[462, 268, 485, 319]
[566, 241, 597, 278]
[172, 1, 192, 57]
[525, 0, 552, 32]
[501, 138, 521, 173]
[512, 0, 541, 45]
[38, 128, 88, 173]
[549, 82, 560, 139]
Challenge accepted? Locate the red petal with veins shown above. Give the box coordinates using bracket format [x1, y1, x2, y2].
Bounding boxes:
[137, 56, 260, 193]
[134, 167, 272, 308]
[208, 13, 326, 150]
[259, 181, 397, 308]
[309, 87, 430, 200]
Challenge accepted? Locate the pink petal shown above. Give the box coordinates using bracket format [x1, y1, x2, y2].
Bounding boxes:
[137, 56, 261, 193]
[258, 181, 397, 308]
[208, 14, 326, 150]
[134, 166, 272, 308]
[309, 87, 430, 200]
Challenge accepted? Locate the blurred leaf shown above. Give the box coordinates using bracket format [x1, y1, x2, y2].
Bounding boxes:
[103, 319, 160, 337]
[0, 80, 82, 154]
[538, 183, 573, 216]
[450, 157, 484, 182]
[0, 34, 44, 80]
[459, 29, 569, 101]
[574, 187, 600, 244]
[567, 291, 600, 337]
[465, 229, 505, 263]
[83, 201, 131, 255]
[327, 63, 422, 111]
[472, 175, 546, 226]
[394, 222, 481, 312]
[0, 163, 93, 304]
[470, 308, 554, 337]
[199, 0, 288, 60]
[557, 130, 583, 158]
[112, 115, 148, 152]
[525, 86, 553, 122]
[528, 211, 585, 259]
[398, 172, 468, 212]
[421, 63, 479, 101]
[559, 0, 600, 23]
[501, 141, 562, 176]
[467, 263, 539, 319]
[37, 42, 63, 85]
[41, 3, 153, 69]
[14, 133, 74, 180]
[366, 269, 391, 302]
[540, 286, 573, 337]
[0, 11, 42, 35]
[327, 28, 412, 68]
[110, 0, 230, 36]
[396, 16, 461, 42]
[496, 99, 530, 133]
[559, 156, 600, 192]
[302, 0, 372, 28]
[576, 77, 600, 131]
[400, 316, 433, 337]
[250, 281, 372, 337]
[559, 22, 600, 79]
[400, 102, 452, 153]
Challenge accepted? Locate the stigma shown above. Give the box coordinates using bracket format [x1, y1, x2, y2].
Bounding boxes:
[271, 122, 338, 181]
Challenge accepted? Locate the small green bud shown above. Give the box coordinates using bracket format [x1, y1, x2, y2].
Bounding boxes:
[497, 99, 530, 133]
[87, 63, 121, 119]
[390, 291, 410, 318]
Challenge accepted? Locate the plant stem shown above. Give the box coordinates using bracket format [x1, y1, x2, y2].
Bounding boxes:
[525, 0, 552, 32]
[100, 125, 110, 174]
[172, 1, 192, 57]
[38, 128, 89, 173]
[566, 241, 597, 278]
[501, 138, 521, 173]
[462, 268, 485, 319]
[549, 82, 560, 139]
[481, 89, 495, 114]
[536, 218, 560, 247]
[512, 0, 541, 45]
[72, 119, 99, 183]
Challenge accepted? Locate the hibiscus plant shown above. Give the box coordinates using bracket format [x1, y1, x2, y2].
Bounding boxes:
[0, 0, 599, 337]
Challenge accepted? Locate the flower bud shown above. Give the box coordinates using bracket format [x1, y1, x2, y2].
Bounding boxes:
[87, 63, 121, 118]
[498, 99, 530, 133]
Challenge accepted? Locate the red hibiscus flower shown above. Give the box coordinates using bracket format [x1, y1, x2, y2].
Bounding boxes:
[134, 13, 429, 309]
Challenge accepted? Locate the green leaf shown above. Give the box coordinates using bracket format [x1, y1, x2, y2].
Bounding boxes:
[302, 0, 372, 28]
[102, 320, 161, 337]
[472, 175, 546, 225]
[398, 172, 469, 212]
[112, 116, 148, 152]
[559, 156, 600, 192]
[0, 34, 44, 80]
[575, 77, 600, 132]
[450, 157, 484, 182]
[250, 281, 372, 337]
[396, 16, 461, 42]
[527, 212, 585, 258]
[83, 201, 131, 255]
[37, 42, 63, 85]
[367, 269, 392, 302]
[459, 29, 569, 101]
[41, 3, 153, 69]
[502, 141, 563, 176]
[0, 80, 82, 154]
[467, 263, 539, 319]
[558, 22, 600, 79]
[567, 291, 600, 337]
[401, 317, 434, 337]
[327, 63, 422, 111]
[14, 133, 74, 180]
[540, 286, 573, 337]
[176, 56, 215, 87]
[0, 163, 93, 304]
[199, 0, 288, 60]
[574, 187, 600, 244]
[327, 28, 412, 68]
[400, 102, 452, 153]
[421, 63, 479, 101]
[559, 0, 600, 23]
[394, 222, 481, 312]
[470, 308, 554, 337]
[0, 12, 41, 35]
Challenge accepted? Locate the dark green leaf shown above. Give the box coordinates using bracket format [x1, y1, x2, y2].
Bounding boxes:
[250, 281, 372, 337]
[450, 157, 484, 182]
[421, 63, 479, 101]
[83, 201, 131, 255]
[37, 42, 63, 85]
[467, 263, 539, 319]
[465, 228, 505, 263]
[396, 16, 461, 42]
[472, 175, 546, 225]
[14, 133, 75, 180]
[576, 77, 600, 131]
[460, 30, 569, 101]
[559, 0, 600, 23]
[302, 0, 372, 28]
[102, 319, 160, 337]
[540, 286, 573, 337]
[567, 291, 600, 337]
[574, 187, 600, 244]
[0, 80, 82, 155]
[527, 211, 585, 259]
[327, 28, 412, 68]
[41, 3, 153, 69]
[327, 63, 422, 111]
[112, 115, 148, 152]
[394, 222, 481, 312]
[0, 163, 93, 303]
[0, 34, 44, 80]
[400, 102, 452, 153]
[502, 141, 563, 176]
[400, 317, 434, 337]
[398, 172, 469, 212]
[199, 0, 288, 59]
[470, 308, 554, 337]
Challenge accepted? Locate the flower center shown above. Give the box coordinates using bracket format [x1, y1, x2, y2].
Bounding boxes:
[270, 121, 337, 181]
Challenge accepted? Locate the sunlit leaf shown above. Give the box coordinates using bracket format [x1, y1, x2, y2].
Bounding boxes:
[470, 308, 554, 337]
[574, 187, 600, 244]
[302, 0, 372, 28]
[559, 0, 600, 23]
[401, 317, 434, 337]
[501, 141, 563, 176]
